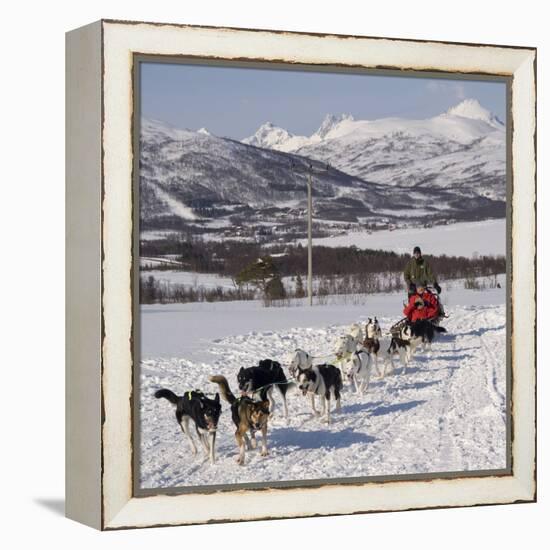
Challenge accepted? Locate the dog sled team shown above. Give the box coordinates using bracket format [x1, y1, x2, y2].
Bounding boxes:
[154, 246, 447, 467]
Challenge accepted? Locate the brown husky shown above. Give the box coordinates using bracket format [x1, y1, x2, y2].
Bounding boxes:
[209, 375, 270, 465]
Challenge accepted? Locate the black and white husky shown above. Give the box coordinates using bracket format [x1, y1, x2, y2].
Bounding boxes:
[154, 389, 221, 464]
[296, 364, 342, 424]
[343, 349, 373, 395]
[401, 320, 447, 351]
[237, 359, 290, 418]
[363, 317, 414, 375]
[388, 337, 412, 371]
[363, 318, 394, 377]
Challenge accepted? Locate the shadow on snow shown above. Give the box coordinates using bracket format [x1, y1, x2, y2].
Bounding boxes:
[269, 426, 376, 451]
[389, 380, 442, 392]
[370, 400, 427, 417]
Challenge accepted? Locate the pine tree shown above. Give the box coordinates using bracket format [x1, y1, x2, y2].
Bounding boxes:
[266, 275, 286, 301]
[235, 256, 277, 295]
[141, 275, 157, 304]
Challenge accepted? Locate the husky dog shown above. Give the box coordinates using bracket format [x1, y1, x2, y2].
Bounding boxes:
[335, 334, 357, 360]
[334, 334, 357, 382]
[401, 320, 447, 352]
[344, 349, 373, 395]
[362, 317, 392, 377]
[365, 317, 382, 339]
[349, 323, 364, 346]
[289, 349, 313, 377]
[209, 375, 270, 465]
[388, 337, 412, 371]
[397, 323, 421, 359]
[289, 349, 324, 412]
[237, 359, 290, 418]
[296, 364, 342, 424]
[154, 389, 221, 465]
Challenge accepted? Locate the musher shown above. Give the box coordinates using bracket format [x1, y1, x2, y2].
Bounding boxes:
[403, 246, 441, 297]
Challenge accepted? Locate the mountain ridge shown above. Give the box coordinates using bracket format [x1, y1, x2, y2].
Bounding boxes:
[139, 102, 505, 232]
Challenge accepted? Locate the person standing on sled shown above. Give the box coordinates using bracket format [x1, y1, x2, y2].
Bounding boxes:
[403, 246, 441, 297]
[403, 281, 440, 323]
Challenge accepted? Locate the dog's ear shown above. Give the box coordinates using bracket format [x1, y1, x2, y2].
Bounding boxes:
[238, 367, 244, 373]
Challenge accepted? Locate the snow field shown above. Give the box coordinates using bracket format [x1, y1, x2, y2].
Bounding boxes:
[139, 303, 507, 489]
[305, 218, 506, 257]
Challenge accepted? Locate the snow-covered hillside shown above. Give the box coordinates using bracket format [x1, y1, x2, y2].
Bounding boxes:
[140, 117, 388, 226]
[139, 287, 507, 489]
[243, 99, 506, 200]
[139, 99, 506, 230]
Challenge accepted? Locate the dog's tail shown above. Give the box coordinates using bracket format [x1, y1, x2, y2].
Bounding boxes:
[154, 388, 179, 405]
[434, 326, 447, 333]
[208, 375, 236, 404]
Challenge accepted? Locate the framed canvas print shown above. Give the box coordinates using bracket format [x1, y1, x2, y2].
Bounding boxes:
[66, 19, 536, 530]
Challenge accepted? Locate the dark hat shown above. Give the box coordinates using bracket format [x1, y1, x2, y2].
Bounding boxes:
[413, 246, 421, 254]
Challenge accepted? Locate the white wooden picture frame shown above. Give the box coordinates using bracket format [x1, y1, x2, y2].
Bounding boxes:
[66, 19, 536, 530]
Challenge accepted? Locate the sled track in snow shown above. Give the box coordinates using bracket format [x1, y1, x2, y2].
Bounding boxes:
[139, 304, 507, 489]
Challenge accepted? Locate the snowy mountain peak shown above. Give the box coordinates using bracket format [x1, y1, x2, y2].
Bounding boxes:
[446, 99, 503, 127]
[197, 127, 211, 135]
[242, 122, 294, 149]
[315, 113, 355, 139]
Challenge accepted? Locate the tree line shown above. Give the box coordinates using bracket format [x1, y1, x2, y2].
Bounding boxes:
[140, 235, 505, 281]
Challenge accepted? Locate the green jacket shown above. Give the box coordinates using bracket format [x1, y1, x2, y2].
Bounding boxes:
[404, 257, 437, 286]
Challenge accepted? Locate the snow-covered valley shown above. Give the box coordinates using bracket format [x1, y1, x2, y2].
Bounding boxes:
[306, 218, 506, 257]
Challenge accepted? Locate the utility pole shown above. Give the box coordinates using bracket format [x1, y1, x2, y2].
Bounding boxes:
[291, 160, 330, 306]
[306, 171, 313, 306]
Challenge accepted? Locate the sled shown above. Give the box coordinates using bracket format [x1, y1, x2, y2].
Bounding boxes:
[389, 317, 409, 338]
[427, 286, 448, 324]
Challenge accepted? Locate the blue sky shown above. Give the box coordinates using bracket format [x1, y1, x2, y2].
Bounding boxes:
[140, 62, 507, 140]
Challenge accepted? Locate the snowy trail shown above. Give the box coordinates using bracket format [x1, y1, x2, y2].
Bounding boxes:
[139, 303, 507, 490]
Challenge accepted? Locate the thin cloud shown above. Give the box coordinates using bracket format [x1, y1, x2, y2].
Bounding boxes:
[426, 80, 466, 100]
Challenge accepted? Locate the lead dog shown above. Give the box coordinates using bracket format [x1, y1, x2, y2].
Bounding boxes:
[209, 375, 270, 465]
[154, 388, 221, 465]
[296, 364, 342, 424]
[237, 359, 290, 419]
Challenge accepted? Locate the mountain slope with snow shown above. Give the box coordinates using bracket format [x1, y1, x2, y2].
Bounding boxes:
[140, 117, 392, 226]
[243, 99, 506, 200]
[140, 100, 505, 229]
